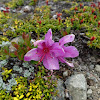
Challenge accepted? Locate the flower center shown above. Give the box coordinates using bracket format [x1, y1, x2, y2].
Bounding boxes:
[43, 48, 49, 53]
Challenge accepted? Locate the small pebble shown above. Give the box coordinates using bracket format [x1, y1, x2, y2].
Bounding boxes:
[65, 89, 69, 98]
[91, 57, 96, 62]
[0, 7, 6, 11]
[23, 5, 31, 12]
[63, 70, 68, 77]
[53, 15, 57, 19]
[95, 65, 100, 72]
[80, 33, 85, 35]
[89, 65, 94, 70]
[97, 89, 100, 94]
[87, 89, 92, 95]
[89, 86, 95, 90]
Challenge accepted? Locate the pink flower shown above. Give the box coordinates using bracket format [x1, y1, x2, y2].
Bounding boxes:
[24, 29, 79, 70]
[57, 34, 79, 67]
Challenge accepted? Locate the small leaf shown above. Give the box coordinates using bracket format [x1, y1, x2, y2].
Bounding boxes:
[9, 52, 16, 57]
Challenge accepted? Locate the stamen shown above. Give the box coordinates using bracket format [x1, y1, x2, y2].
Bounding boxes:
[37, 54, 45, 65]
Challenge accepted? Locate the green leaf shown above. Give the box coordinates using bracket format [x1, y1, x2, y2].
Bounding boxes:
[9, 53, 16, 57]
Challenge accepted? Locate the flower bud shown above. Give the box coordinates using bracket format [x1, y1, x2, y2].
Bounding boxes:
[90, 36, 95, 41]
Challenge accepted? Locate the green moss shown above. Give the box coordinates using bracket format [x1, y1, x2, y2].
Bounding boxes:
[1, 68, 12, 81]
[6, 0, 25, 8]
[0, 66, 57, 100]
[63, 3, 100, 48]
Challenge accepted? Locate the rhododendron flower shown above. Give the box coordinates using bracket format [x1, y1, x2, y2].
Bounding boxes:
[57, 34, 79, 67]
[24, 29, 79, 70]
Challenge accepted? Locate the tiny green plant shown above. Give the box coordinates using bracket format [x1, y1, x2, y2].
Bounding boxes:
[2, 68, 12, 81]
[0, 66, 58, 100]
[6, 0, 24, 8]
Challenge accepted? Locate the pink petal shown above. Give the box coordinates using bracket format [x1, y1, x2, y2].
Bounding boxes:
[43, 54, 59, 70]
[24, 48, 40, 61]
[45, 29, 54, 46]
[58, 57, 74, 67]
[59, 34, 75, 46]
[34, 40, 44, 47]
[50, 42, 65, 57]
[37, 41, 46, 49]
[65, 61, 74, 67]
[63, 46, 79, 58]
[36, 41, 45, 49]
[45, 29, 52, 40]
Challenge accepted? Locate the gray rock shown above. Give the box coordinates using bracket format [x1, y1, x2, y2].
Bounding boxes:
[91, 57, 96, 62]
[60, 2, 72, 9]
[19, 10, 24, 14]
[65, 74, 87, 100]
[80, 65, 87, 71]
[11, 9, 16, 13]
[0, 7, 6, 11]
[89, 65, 95, 70]
[9, 36, 22, 53]
[80, 33, 85, 36]
[52, 79, 65, 100]
[30, 39, 35, 44]
[22, 5, 32, 13]
[87, 89, 92, 95]
[97, 59, 100, 64]
[89, 86, 96, 91]
[0, 31, 3, 35]
[95, 65, 100, 72]
[63, 70, 68, 77]
[53, 15, 57, 19]
[65, 89, 69, 98]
